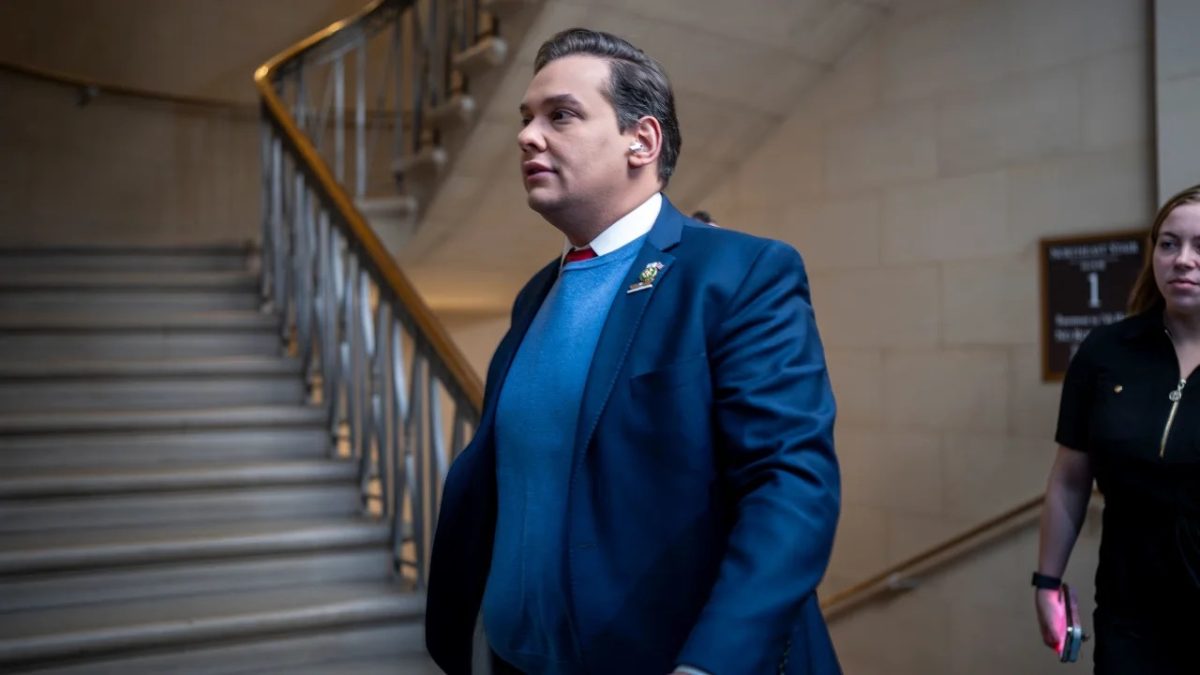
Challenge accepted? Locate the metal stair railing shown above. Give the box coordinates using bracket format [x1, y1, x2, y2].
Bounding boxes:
[255, 0, 510, 588]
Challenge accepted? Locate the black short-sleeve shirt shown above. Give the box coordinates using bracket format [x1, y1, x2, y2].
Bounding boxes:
[1055, 310, 1200, 621]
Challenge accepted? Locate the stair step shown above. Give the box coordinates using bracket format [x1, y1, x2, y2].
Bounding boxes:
[0, 517, 390, 575]
[0, 427, 330, 470]
[1, 547, 393, 614]
[1, 528, 393, 613]
[427, 92, 476, 129]
[0, 460, 357, 498]
[0, 483, 361, 533]
[0, 311, 281, 360]
[0, 245, 253, 273]
[0, 405, 326, 435]
[355, 195, 419, 219]
[0, 289, 261, 312]
[0, 310, 277, 330]
[0, 582, 423, 668]
[0, 358, 306, 413]
[0, 270, 259, 291]
[0, 356, 300, 378]
[452, 36, 508, 76]
[28, 621, 429, 674]
[390, 145, 448, 180]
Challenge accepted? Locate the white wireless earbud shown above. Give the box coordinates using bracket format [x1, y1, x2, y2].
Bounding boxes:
[629, 142, 646, 153]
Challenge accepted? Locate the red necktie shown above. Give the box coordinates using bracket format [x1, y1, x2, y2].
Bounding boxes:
[563, 246, 597, 264]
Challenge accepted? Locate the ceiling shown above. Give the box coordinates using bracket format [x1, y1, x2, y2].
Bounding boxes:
[398, 0, 894, 312]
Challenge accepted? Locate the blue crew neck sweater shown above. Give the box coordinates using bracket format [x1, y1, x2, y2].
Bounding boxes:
[482, 236, 645, 674]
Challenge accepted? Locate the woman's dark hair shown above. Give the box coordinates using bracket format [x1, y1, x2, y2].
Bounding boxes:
[1128, 184, 1200, 314]
[535, 28, 682, 186]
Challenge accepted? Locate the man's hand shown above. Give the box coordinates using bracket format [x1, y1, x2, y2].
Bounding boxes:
[1034, 586, 1079, 654]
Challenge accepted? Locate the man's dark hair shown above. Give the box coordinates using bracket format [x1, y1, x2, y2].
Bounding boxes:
[691, 210, 714, 224]
[535, 28, 682, 187]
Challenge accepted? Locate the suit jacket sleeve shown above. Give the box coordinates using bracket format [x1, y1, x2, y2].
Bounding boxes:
[675, 240, 840, 674]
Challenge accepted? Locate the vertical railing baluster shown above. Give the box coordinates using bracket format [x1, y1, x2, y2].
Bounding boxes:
[471, 0, 481, 44]
[450, 407, 466, 459]
[270, 139, 286, 320]
[390, 318, 411, 571]
[338, 251, 357, 458]
[303, 192, 321, 382]
[376, 302, 396, 525]
[417, 2, 432, 153]
[324, 226, 345, 441]
[428, 373, 448, 519]
[393, 13, 406, 171]
[408, 351, 427, 586]
[356, 270, 377, 499]
[356, 38, 368, 198]
[441, 0, 454, 105]
[429, 0, 438, 132]
[279, 154, 291, 344]
[259, 123, 273, 308]
[280, 154, 296, 346]
[293, 172, 311, 359]
[358, 271, 375, 462]
[328, 225, 343, 415]
[376, 302, 392, 514]
[298, 180, 310, 358]
[294, 64, 307, 135]
[312, 209, 328, 404]
[334, 55, 346, 182]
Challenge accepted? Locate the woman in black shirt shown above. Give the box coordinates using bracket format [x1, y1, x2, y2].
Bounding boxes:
[1035, 185, 1200, 674]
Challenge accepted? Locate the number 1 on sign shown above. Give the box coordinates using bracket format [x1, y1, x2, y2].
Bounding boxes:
[1087, 272, 1100, 308]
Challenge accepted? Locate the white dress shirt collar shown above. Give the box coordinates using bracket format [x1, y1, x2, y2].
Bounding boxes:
[561, 192, 662, 262]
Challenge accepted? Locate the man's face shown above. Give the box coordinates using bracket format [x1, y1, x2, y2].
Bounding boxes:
[518, 55, 631, 216]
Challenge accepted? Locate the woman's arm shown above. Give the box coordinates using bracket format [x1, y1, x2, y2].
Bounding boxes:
[1034, 445, 1094, 650]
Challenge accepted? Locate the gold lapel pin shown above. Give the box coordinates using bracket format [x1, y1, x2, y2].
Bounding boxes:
[627, 261, 664, 294]
[1113, 385, 1123, 393]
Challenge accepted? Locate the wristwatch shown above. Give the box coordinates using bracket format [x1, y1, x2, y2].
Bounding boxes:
[1031, 571, 1062, 590]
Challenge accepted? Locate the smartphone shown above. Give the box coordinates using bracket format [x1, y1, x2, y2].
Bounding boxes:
[1060, 583, 1083, 663]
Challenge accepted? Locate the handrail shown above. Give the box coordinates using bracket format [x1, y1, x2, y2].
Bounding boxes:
[821, 490, 1100, 618]
[255, 0, 501, 588]
[821, 494, 1043, 616]
[1, 58, 403, 127]
[0, 59, 255, 112]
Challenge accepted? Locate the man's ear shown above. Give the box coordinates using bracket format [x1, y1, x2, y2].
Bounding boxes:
[627, 115, 663, 172]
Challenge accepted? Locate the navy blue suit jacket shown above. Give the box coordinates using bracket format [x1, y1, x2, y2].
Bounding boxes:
[426, 198, 841, 675]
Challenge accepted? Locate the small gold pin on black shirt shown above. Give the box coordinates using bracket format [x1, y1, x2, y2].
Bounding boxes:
[1113, 385, 1123, 393]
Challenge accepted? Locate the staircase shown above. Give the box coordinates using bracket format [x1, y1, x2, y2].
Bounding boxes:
[0, 246, 436, 674]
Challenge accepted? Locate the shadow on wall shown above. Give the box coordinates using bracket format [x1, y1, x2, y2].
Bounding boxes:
[0, 0, 366, 246]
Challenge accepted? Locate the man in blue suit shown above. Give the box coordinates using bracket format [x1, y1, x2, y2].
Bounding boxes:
[426, 28, 841, 675]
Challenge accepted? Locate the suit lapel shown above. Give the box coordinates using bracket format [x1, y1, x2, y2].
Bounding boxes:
[572, 198, 685, 455]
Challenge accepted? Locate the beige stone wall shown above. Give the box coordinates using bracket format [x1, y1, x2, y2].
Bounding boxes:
[434, 309, 511, 382]
[0, 0, 361, 245]
[694, 0, 1152, 672]
[1155, 0, 1200, 201]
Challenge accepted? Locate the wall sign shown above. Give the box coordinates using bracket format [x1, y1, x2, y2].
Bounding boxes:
[1040, 230, 1147, 381]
